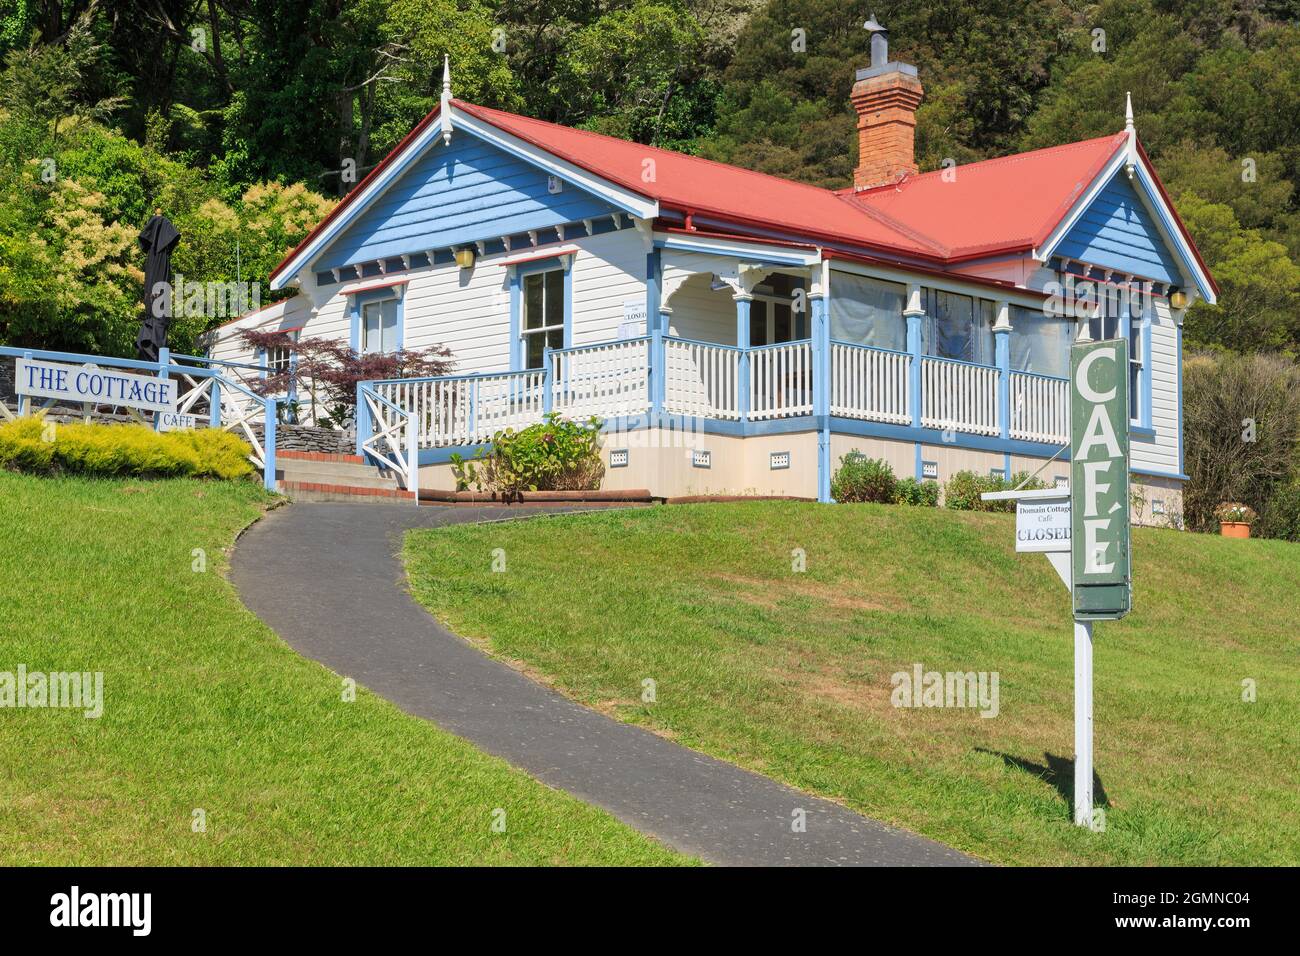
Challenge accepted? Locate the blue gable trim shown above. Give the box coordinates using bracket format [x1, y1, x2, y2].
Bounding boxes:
[317, 132, 615, 272]
[1056, 171, 1181, 284]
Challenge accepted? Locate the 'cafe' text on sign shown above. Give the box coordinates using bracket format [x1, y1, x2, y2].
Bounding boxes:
[1069, 338, 1132, 620]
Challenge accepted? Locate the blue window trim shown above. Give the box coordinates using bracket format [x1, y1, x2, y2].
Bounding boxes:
[349, 285, 405, 354]
[510, 254, 573, 370]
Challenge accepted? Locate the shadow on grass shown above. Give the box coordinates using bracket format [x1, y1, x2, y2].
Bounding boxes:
[976, 748, 1110, 815]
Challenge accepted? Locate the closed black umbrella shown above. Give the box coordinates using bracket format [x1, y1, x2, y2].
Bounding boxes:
[136, 209, 181, 362]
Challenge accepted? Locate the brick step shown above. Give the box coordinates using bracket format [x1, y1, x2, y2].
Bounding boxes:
[280, 480, 415, 503]
[276, 464, 400, 490]
[278, 450, 365, 464]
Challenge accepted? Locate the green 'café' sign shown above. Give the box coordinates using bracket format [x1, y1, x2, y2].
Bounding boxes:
[1070, 338, 1132, 620]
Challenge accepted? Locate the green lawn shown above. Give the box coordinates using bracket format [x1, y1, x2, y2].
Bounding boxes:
[0, 471, 688, 865]
[405, 502, 1300, 866]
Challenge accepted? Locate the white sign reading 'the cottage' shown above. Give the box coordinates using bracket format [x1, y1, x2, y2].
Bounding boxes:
[16, 358, 177, 414]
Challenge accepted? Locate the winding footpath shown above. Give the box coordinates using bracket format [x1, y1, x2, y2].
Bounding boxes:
[230, 501, 978, 867]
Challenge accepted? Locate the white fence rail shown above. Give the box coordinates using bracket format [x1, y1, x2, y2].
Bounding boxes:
[663, 337, 741, 420]
[551, 338, 650, 420]
[829, 342, 910, 424]
[363, 338, 1071, 451]
[1009, 371, 1069, 444]
[749, 340, 813, 420]
[374, 370, 546, 448]
[920, 357, 1000, 437]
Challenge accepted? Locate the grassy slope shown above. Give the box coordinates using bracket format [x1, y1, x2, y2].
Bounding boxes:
[0, 472, 687, 865]
[405, 502, 1300, 866]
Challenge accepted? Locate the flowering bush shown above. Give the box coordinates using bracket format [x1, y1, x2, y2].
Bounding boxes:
[449, 414, 604, 498]
[1214, 502, 1257, 524]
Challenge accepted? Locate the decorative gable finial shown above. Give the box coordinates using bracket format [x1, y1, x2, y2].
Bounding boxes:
[1124, 91, 1137, 180]
[441, 55, 453, 146]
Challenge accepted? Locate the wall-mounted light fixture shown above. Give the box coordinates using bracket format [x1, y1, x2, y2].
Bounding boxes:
[454, 247, 476, 270]
[1169, 288, 1189, 310]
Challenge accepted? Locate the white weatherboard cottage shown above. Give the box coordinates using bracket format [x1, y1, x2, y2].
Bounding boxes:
[211, 21, 1215, 512]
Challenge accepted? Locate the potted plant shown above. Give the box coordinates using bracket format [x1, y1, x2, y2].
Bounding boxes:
[1214, 502, 1256, 538]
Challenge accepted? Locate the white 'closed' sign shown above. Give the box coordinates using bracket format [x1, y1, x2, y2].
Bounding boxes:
[1016, 498, 1071, 552]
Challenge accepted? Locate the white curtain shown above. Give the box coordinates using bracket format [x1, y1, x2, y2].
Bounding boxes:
[1010, 306, 1072, 378]
[829, 273, 906, 351]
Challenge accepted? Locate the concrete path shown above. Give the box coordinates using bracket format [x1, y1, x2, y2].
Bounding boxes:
[230, 501, 978, 867]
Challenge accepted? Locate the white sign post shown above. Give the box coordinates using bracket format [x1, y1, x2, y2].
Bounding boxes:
[984, 485, 1095, 828]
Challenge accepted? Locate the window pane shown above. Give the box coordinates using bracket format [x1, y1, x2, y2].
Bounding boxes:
[749, 302, 768, 346]
[545, 270, 565, 328]
[362, 303, 380, 353]
[829, 273, 905, 350]
[1130, 359, 1141, 421]
[924, 290, 979, 361]
[382, 299, 398, 352]
[525, 332, 545, 369]
[1010, 306, 1072, 378]
[773, 302, 791, 342]
[524, 273, 545, 329]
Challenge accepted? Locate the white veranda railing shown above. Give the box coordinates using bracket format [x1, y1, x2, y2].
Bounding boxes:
[550, 338, 650, 420]
[920, 356, 1000, 437]
[663, 337, 741, 420]
[749, 339, 813, 420]
[829, 341, 911, 424]
[1009, 371, 1069, 444]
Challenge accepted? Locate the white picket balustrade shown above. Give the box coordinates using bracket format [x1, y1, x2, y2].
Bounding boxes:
[663, 337, 741, 419]
[921, 357, 1000, 436]
[551, 338, 650, 420]
[829, 342, 910, 424]
[374, 370, 547, 448]
[749, 340, 813, 420]
[1009, 371, 1069, 444]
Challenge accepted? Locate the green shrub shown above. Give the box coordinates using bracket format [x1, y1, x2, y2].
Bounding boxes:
[0, 416, 254, 480]
[893, 476, 940, 507]
[943, 469, 1047, 512]
[830, 453, 897, 503]
[1256, 482, 1300, 541]
[450, 413, 605, 497]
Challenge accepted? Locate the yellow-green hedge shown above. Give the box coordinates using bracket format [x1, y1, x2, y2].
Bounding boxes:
[0, 416, 255, 480]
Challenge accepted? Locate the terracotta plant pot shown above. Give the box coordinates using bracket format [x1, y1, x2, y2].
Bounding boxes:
[1220, 521, 1251, 539]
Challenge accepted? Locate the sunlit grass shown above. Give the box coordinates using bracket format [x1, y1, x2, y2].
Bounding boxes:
[406, 502, 1300, 866]
[0, 471, 688, 866]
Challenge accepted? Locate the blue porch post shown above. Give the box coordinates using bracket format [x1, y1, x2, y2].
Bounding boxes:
[994, 300, 1011, 441]
[649, 315, 665, 420]
[904, 284, 925, 480]
[810, 264, 831, 503]
[154, 346, 170, 431]
[904, 283, 924, 431]
[647, 250, 663, 422]
[736, 295, 752, 421]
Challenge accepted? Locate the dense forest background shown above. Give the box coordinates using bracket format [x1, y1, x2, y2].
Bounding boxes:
[0, 0, 1298, 360]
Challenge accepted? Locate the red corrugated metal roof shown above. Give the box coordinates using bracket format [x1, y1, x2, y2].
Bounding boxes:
[271, 100, 1210, 290]
[842, 134, 1129, 260]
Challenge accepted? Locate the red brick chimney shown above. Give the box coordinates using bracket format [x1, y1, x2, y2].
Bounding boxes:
[851, 15, 924, 191]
